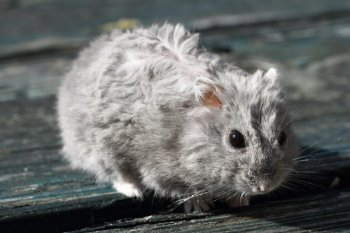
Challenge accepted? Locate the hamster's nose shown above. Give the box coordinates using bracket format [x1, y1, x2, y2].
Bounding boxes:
[257, 184, 269, 193]
[251, 183, 271, 194]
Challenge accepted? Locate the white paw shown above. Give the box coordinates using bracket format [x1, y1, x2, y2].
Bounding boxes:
[113, 181, 143, 199]
[225, 195, 250, 208]
[184, 196, 214, 213]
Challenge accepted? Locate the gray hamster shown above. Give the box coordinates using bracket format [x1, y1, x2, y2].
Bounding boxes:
[57, 23, 299, 212]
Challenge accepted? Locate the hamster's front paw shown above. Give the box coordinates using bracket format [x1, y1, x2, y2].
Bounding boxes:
[183, 196, 214, 213]
[113, 181, 143, 199]
[225, 195, 250, 208]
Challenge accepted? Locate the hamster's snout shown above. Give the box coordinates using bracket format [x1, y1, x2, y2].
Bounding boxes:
[250, 182, 273, 194]
[236, 172, 277, 195]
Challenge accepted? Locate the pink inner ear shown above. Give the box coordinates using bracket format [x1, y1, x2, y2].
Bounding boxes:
[202, 90, 222, 108]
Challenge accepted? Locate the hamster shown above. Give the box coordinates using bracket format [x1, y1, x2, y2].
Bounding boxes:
[57, 23, 299, 212]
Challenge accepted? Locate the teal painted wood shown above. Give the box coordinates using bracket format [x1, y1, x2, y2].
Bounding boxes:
[2, 0, 350, 58]
[0, 64, 349, 232]
[73, 190, 350, 232]
[0, 0, 349, 232]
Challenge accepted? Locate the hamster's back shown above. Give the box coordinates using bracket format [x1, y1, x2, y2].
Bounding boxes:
[57, 24, 207, 183]
[57, 29, 145, 181]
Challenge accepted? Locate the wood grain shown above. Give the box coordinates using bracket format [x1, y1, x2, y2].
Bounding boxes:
[0, 0, 349, 232]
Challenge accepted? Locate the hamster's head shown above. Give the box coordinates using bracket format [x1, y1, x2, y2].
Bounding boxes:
[181, 68, 299, 197]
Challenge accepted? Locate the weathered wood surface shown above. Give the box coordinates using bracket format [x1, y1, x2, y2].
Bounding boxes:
[74, 190, 350, 233]
[2, 0, 350, 58]
[0, 0, 349, 232]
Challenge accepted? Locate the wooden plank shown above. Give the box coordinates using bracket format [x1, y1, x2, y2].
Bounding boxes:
[1, 7, 350, 110]
[0, 55, 71, 101]
[0, 1, 349, 232]
[2, 0, 350, 58]
[0, 39, 349, 233]
[0, 95, 348, 231]
[70, 189, 350, 232]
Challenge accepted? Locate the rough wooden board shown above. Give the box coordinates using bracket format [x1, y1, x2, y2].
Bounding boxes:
[0, 55, 348, 230]
[1, 11, 350, 116]
[0, 1, 349, 232]
[69, 189, 350, 233]
[0, 30, 349, 233]
[0, 55, 72, 102]
[0, 52, 349, 119]
[2, 0, 350, 57]
[0, 94, 349, 232]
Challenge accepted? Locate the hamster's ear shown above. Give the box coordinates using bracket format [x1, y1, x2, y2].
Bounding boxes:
[261, 68, 281, 89]
[264, 68, 278, 80]
[193, 77, 223, 108]
[263, 68, 280, 85]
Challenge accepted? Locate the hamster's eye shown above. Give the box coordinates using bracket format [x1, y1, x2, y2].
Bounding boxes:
[278, 131, 287, 146]
[229, 130, 246, 148]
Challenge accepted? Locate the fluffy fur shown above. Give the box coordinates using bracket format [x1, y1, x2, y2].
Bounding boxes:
[58, 23, 299, 211]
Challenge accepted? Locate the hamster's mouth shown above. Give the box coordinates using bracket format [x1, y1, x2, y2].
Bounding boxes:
[250, 189, 271, 196]
[235, 175, 281, 196]
[243, 183, 277, 196]
[251, 185, 273, 194]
